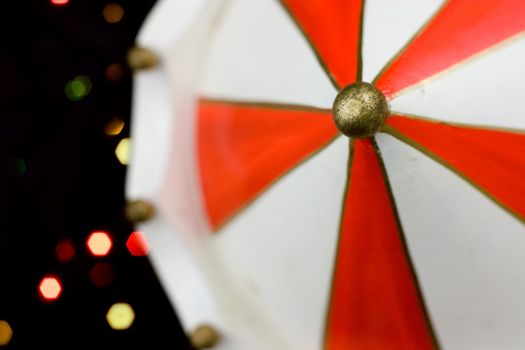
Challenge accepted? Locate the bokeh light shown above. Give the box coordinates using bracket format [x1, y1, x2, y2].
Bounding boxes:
[106, 303, 135, 330]
[51, 0, 69, 5]
[65, 76, 92, 101]
[105, 63, 125, 82]
[87, 231, 112, 256]
[39, 276, 62, 301]
[55, 239, 75, 263]
[126, 232, 150, 256]
[90, 263, 115, 287]
[0, 321, 13, 346]
[6, 158, 26, 178]
[115, 138, 130, 165]
[105, 118, 124, 136]
[103, 3, 124, 23]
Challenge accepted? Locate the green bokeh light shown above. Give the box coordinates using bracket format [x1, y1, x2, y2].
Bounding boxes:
[65, 76, 92, 101]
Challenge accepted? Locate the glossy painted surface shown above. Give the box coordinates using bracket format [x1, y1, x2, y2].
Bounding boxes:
[197, 100, 338, 230]
[361, 0, 445, 82]
[199, 0, 335, 108]
[376, 133, 525, 350]
[391, 34, 525, 130]
[130, 0, 525, 349]
[325, 138, 435, 350]
[375, 0, 525, 98]
[211, 138, 349, 350]
[385, 115, 525, 221]
[282, 0, 364, 87]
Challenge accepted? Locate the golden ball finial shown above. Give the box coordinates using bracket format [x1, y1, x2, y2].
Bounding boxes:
[125, 199, 155, 222]
[189, 324, 221, 348]
[127, 47, 158, 71]
[332, 82, 389, 138]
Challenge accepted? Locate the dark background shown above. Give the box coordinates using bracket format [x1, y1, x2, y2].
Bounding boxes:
[1, 0, 191, 348]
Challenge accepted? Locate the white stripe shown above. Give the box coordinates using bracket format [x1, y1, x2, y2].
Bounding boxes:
[136, 0, 208, 56]
[213, 137, 348, 350]
[362, 0, 445, 83]
[391, 34, 525, 130]
[199, 0, 336, 108]
[377, 133, 525, 350]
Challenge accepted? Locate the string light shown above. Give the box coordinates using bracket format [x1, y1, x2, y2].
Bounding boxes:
[126, 232, 150, 256]
[39, 276, 62, 301]
[90, 263, 115, 287]
[105, 118, 125, 136]
[51, 0, 69, 5]
[0, 321, 13, 346]
[106, 303, 135, 330]
[105, 63, 125, 82]
[55, 239, 75, 263]
[65, 76, 92, 101]
[103, 3, 124, 24]
[87, 231, 113, 257]
[115, 138, 130, 165]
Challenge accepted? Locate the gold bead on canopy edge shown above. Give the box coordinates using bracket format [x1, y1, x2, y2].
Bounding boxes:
[127, 47, 158, 71]
[189, 324, 221, 349]
[125, 199, 156, 222]
[332, 82, 390, 138]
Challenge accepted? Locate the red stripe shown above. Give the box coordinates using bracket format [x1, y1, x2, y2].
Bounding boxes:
[197, 100, 338, 230]
[386, 115, 525, 220]
[375, 0, 525, 99]
[282, 0, 364, 88]
[325, 138, 435, 350]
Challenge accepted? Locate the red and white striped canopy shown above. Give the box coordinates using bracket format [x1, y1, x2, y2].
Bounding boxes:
[130, 1, 525, 349]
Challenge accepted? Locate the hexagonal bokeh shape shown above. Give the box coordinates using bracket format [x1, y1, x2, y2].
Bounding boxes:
[106, 303, 135, 330]
[39, 276, 62, 301]
[87, 231, 113, 256]
[115, 138, 130, 165]
[55, 239, 75, 263]
[126, 231, 150, 256]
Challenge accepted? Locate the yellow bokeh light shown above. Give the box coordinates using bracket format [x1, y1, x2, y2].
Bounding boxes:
[106, 303, 135, 330]
[105, 118, 124, 136]
[115, 138, 130, 165]
[103, 3, 124, 23]
[0, 321, 13, 346]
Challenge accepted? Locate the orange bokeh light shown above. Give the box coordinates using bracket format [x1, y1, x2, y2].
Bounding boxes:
[39, 276, 62, 301]
[0, 320, 13, 346]
[103, 3, 124, 24]
[87, 231, 113, 256]
[55, 239, 75, 263]
[126, 232, 150, 256]
[51, 0, 69, 5]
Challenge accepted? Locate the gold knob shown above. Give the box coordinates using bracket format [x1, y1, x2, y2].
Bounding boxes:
[125, 199, 155, 222]
[127, 47, 158, 71]
[189, 324, 221, 348]
[332, 81, 389, 138]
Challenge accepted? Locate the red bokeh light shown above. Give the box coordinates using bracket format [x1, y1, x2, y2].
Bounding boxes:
[39, 276, 62, 301]
[126, 232, 150, 256]
[51, 0, 69, 5]
[55, 239, 75, 263]
[90, 263, 115, 287]
[87, 231, 113, 257]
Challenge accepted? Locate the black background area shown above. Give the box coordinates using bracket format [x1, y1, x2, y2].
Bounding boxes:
[1, 0, 191, 348]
